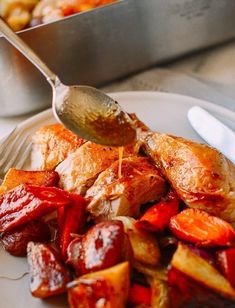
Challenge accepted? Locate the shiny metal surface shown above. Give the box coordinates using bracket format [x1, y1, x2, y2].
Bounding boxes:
[188, 106, 235, 164]
[1, 0, 235, 116]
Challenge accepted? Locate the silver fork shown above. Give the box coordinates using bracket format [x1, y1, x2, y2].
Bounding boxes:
[0, 127, 33, 181]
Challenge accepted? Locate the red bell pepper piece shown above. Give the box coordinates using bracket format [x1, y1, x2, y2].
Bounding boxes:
[216, 248, 235, 288]
[58, 194, 86, 260]
[135, 190, 179, 232]
[170, 208, 235, 247]
[128, 283, 151, 306]
[0, 184, 71, 232]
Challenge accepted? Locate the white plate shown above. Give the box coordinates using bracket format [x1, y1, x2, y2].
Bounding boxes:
[1, 91, 235, 308]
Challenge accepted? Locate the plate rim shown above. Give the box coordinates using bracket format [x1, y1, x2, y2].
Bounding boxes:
[16, 91, 235, 131]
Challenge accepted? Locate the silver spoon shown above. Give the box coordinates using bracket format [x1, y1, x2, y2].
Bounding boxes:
[0, 18, 136, 146]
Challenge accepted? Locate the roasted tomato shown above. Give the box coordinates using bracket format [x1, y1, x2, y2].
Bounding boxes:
[27, 242, 70, 298]
[67, 220, 124, 275]
[1, 220, 50, 256]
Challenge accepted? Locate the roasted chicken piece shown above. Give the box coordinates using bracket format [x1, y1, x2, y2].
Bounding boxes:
[56, 142, 135, 195]
[142, 132, 235, 223]
[31, 123, 85, 170]
[86, 156, 166, 220]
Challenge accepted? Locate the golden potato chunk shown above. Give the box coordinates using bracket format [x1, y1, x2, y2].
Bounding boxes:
[68, 262, 130, 308]
[0, 168, 59, 194]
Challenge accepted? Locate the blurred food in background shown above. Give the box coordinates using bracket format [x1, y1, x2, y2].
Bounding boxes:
[0, 0, 116, 31]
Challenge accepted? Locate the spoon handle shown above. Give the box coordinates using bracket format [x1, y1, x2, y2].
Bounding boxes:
[0, 18, 58, 87]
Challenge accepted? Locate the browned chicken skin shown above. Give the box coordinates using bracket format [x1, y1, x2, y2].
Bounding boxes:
[142, 132, 235, 223]
[55, 142, 137, 195]
[31, 124, 85, 170]
[86, 156, 167, 220]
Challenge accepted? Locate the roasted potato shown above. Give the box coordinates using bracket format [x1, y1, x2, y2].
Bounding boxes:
[0, 168, 59, 194]
[150, 278, 169, 308]
[168, 243, 235, 306]
[115, 216, 160, 266]
[68, 261, 130, 308]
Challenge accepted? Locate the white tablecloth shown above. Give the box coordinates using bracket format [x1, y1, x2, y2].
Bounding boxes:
[1, 40, 235, 139]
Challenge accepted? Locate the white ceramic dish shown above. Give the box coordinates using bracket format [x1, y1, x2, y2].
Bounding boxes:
[1, 91, 235, 308]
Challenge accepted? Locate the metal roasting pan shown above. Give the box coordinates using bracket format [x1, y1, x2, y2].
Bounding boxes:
[1, 0, 235, 116]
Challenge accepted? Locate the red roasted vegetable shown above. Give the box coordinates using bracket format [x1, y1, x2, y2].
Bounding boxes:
[58, 194, 86, 260]
[1, 220, 50, 256]
[217, 248, 235, 288]
[67, 220, 124, 275]
[0, 184, 71, 232]
[187, 245, 217, 268]
[168, 266, 235, 308]
[27, 242, 70, 298]
[136, 190, 179, 232]
[168, 243, 235, 307]
[128, 283, 151, 306]
[169, 208, 235, 247]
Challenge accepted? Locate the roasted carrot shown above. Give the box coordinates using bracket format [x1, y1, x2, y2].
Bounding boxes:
[170, 208, 235, 247]
[136, 190, 179, 232]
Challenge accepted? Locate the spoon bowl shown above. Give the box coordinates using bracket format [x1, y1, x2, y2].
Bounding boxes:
[53, 82, 136, 145]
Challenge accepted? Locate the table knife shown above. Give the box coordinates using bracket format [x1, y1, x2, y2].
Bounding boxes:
[188, 106, 235, 164]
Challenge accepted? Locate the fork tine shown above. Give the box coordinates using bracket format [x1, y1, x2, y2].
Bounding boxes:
[2, 135, 31, 173]
[0, 128, 16, 154]
[15, 142, 32, 170]
[0, 129, 26, 167]
[0, 124, 35, 179]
